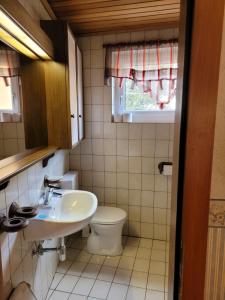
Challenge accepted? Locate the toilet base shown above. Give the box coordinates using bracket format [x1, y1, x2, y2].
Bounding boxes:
[87, 222, 124, 256]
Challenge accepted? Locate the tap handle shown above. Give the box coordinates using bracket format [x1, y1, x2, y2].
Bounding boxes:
[44, 175, 62, 187]
[48, 184, 61, 190]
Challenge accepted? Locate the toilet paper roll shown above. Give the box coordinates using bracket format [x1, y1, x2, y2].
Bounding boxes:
[162, 165, 173, 176]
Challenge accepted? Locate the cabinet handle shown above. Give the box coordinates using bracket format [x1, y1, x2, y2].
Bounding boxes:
[79, 115, 82, 118]
[71, 114, 75, 118]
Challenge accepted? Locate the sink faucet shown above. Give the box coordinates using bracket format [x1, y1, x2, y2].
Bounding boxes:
[43, 175, 62, 206]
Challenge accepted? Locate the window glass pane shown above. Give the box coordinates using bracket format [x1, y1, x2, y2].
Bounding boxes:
[0, 77, 13, 110]
[123, 79, 176, 112]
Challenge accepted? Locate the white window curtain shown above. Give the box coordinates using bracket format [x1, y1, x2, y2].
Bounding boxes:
[104, 39, 178, 120]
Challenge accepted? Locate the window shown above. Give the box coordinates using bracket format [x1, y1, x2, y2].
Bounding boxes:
[0, 46, 21, 122]
[112, 78, 176, 123]
[0, 77, 20, 112]
[105, 40, 178, 123]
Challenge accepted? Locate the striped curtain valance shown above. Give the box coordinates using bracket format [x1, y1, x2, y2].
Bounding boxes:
[104, 39, 178, 109]
[0, 48, 20, 86]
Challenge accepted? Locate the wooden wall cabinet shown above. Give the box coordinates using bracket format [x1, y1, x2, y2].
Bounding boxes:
[21, 21, 84, 150]
[42, 20, 84, 149]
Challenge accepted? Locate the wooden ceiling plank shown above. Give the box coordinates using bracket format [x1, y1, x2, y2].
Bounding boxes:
[71, 13, 179, 28]
[51, 0, 180, 13]
[72, 19, 179, 34]
[61, 7, 180, 22]
[49, 0, 178, 7]
[55, 2, 180, 17]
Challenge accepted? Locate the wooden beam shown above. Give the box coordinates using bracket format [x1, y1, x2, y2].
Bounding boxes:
[40, 0, 57, 20]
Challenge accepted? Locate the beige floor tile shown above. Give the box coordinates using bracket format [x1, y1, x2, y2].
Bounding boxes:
[147, 274, 165, 291]
[81, 263, 101, 279]
[56, 275, 79, 293]
[125, 286, 146, 300]
[114, 268, 132, 285]
[130, 271, 148, 288]
[49, 291, 70, 300]
[152, 240, 166, 250]
[145, 289, 164, 300]
[107, 283, 128, 300]
[139, 238, 153, 249]
[103, 256, 120, 267]
[72, 277, 95, 296]
[119, 256, 135, 270]
[75, 250, 92, 263]
[123, 246, 138, 257]
[133, 258, 150, 273]
[67, 261, 87, 276]
[136, 247, 151, 260]
[97, 266, 116, 282]
[89, 254, 105, 265]
[149, 261, 165, 276]
[57, 261, 73, 274]
[151, 250, 166, 262]
[89, 279, 111, 299]
[126, 237, 140, 247]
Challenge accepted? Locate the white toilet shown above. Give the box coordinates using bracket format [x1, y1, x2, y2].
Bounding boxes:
[87, 206, 127, 256]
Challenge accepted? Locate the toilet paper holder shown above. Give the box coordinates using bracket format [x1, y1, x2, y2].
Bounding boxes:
[158, 161, 173, 174]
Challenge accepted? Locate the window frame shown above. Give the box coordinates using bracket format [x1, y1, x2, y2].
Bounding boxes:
[0, 76, 21, 116]
[112, 78, 175, 123]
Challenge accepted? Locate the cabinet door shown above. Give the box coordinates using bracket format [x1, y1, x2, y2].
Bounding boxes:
[68, 28, 79, 147]
[76, 45, 84, 141]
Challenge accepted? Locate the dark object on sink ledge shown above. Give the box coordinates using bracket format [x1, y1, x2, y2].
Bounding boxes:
[8, 202, 38, 219]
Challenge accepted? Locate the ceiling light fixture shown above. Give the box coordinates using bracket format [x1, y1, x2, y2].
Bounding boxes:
[0, 8, 51, 60]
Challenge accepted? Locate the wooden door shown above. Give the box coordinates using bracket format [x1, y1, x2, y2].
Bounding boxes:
[170, 0, 225, 299]
[67, 27, 79, 147]
[76, 45, 84, 141]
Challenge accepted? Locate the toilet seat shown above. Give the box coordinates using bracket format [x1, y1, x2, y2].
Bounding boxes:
[91, 206, 126, 225]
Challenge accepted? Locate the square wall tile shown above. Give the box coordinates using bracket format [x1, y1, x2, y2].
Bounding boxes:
[117, 156, 128, 173]
[129, 140, 141, 156]
[117, 189, 128, 204]
[104, 140, 117, 155]
[129, 174, 141, 190]
[129, 124, 142, 139]
[91, 87, 103, 104]
[142, 140, 155, 157]
[117, 124, 128, 139]
[117, 140, 128, 156]
[142, 124, 155, 139]
[117, 173, 129, 189]
[104, 123, 116, 139]
[129, 157, 141, 174]
[141, 191, 154, 207]
[105, 172, 116, 188]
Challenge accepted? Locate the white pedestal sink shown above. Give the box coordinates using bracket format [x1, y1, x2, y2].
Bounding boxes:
[22, 190, 98, 241]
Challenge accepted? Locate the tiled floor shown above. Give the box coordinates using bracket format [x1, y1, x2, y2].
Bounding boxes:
[46, 236, 169, 300]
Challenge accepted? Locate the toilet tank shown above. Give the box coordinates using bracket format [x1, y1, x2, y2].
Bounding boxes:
[61, 171, 79, 190]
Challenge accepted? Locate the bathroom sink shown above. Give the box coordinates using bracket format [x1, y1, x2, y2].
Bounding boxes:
[22, 190, 98, 241]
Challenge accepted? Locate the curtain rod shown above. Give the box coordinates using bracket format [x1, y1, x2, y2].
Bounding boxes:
[103, 38, 178, 48]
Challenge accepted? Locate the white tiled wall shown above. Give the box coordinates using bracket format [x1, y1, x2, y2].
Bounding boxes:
[0, 122, 26, 160]
[70, 28, 178, 241]
[0, 150, 69, 300]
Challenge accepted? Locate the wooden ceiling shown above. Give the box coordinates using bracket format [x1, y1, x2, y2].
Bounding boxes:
[47, 0, 180, 35]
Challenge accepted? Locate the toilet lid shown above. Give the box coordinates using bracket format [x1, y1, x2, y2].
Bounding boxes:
[91, 206, 127, 225]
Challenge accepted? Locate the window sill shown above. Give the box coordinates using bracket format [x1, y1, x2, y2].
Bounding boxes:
[113, 111, 175, 123]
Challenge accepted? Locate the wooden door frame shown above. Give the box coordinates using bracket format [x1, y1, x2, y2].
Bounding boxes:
[170, 0, 225, 299]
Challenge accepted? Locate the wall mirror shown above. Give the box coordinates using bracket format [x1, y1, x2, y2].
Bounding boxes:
[0, 41, 27, 160]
